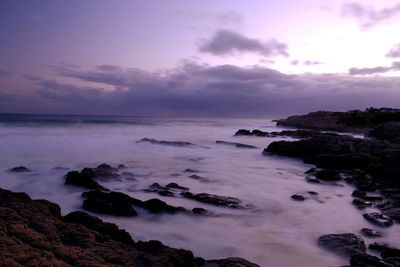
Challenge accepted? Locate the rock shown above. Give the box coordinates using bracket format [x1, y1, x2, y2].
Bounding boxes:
[181, 192, 242, 209]
[308, 191, 318, 195]
[192, 207, 208, 215]
[65, 170, 106, 190]
[208, 257, 261, 267]
[369, 242, 399, 252]
[64, 211, 134, 245]
[83, 197, 138, 216]
[305, 177, 321, 184]
[318, 233, 366, 256]
[137, 138, 209, 149]
[291, 194, 305, 201]
[352, 190, 367, 197]
[216, 140, 258, 149]
[9, 166, 31, 172]
[315, 169, 342, 181]
[234, 129, 252, 136]
[165, 182, 189, 191]
[360, 228, 382, 238]
[188, 174, 210, 182]
[141, 198, 186, 214]
[363, 212, 393, 227]
[350, 253, 392, 267]
[370, 122, 400, 143]
[305, 167, 317, 174]
[352, 198, 372, 209]
[184, 168, 199, 173]
[0, 187, 259, 267]
[382, 207, 400, 222]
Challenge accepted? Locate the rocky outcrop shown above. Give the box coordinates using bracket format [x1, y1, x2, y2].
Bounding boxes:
[137, 138, 209, 149]
[318, 233, 366, 256]
[181, 192, 243, 209]
[0, 187, 260, 267]
[216, 140, 258, 149]
[370, 122, 400, 143]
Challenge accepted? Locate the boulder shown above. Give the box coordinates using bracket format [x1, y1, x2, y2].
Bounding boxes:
[360, 228, 382, 238]
[318, 233, 366, 256]
[9, 166, 31, 172]
[181, 192, 242, 209]
[363, 212, 393, 227]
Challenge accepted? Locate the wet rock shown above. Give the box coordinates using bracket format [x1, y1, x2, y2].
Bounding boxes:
[182, 192, 242, 209]
[188, 174, 210, 182]
[0, 187, 259, 267]
[117, 164, 126, 169]
[315, 169, 342, 181]
[9, 166, 31, 172]
[363, 212, 393, 227]
[318, 233, 366, 256]
[137, 138, 209, 149]
[166, 183, 189, 191]
[369, 242, 399, 252]
[360, 228, 382, 238]
[208, 257, 261, 267]
[350, 253, 392, 267]
[352, 198, 372, 209]
[305, 167, 317, 175]
[192, 207, 208, 215]
[64, 211, 134, 245]
[370, 122, 400, 143]
[291, 194, 305, 201]
[305, 177, 321, 184]
[83, 197, 138, 216]
[359, 195, 384, 201]
[141, 198, 186, 214]
[382, 207, 400, 222]
[234, 129, 252, 136]
[65, 170, 106, 190]
[216, 140, 258, 149]
[352, 190, 367, 198]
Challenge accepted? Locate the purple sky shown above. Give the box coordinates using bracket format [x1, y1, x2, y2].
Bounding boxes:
[1, 0, 399, 117]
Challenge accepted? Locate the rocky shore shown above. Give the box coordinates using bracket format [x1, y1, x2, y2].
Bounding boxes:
[0, 187, 259, 267]
[236, 107, 400, 266]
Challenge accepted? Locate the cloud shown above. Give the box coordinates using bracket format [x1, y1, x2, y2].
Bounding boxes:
[217, 11, 243, 25]
[198, 30, 289, 57]
[2, 62, 398, 117]
[342, 2, 400, 29]
[349, 62, 400, 75]
[386, 43, 400, 58]
[291, 60, 322, 66]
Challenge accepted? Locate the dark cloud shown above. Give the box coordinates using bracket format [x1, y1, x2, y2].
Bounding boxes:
[349, 62, 400, 75]
[1, 62, 397, 117]
[343, 2, 400, 29]
[199, 30, 289, 57]
[386, 43, 400, 58]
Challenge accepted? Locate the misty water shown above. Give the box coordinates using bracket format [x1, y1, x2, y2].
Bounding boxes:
[1, 115, 399, 267]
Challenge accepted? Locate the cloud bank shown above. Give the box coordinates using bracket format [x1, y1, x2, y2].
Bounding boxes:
[1, 63, 400, 117]
[386, 43, 400, 58]
[349, 62, 400, 75]
[342, 2, 400, 29]
[199, 30, 289, 57]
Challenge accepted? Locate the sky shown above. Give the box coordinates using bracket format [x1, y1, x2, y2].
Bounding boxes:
[0, 0, 399, 117]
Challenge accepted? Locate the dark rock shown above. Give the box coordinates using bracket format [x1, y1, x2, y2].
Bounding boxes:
[359, 195, 384, 201]
[382, 207, 400, 222]
[315, 169, 342, 181]
[216, 140, 258, 149]
[350, 253, 392, 267]
[352, 190, 367, 197]
[192, 208, 208, 215]
[82, 190, 143, 206]
[291, 194, 305, 201]
[64, 170, 106, 190]
[137, 138, 209, 149]
[360, 228, 382, 237]
[234, 129, 252, 136]
[369, 242, 399, 252]
[141, 198, 186, 214]
[9, 166, 31, 172]
[64, 211, 134, 245]
[308, 191, 318, 195]
[318, 233, 366, 256]
[181, 192, 242, 209]
[83, 197, 138, 216]
[305, 177, 321, 184]
[166, 183, 189, 191]
[305, 167, 317, 174]
[352, 198, 372, 209]
[363, 212, 393, 227]
[117, 164, 127, 169]
[188, 174, 209, 182]
[370, 122, 400, 143]
[208, 257, 261, 267]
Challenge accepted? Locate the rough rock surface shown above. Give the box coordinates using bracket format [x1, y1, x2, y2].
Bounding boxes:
[0, 187, 260, 267]
[318, 233, 366, 256]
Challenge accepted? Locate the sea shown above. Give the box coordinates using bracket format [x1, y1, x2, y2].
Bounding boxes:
[0, 114, 399, 267]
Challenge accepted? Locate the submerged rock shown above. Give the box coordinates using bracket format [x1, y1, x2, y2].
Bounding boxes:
[216, 140, 258, 149]
[291, 194, 305, 201]
[363, 212, 393, 227]
[360, 228, 382, 237]
[350, 253, 392, 267]
[9, 166, 31, 172]
[83, 196, 138, 217]
[137, 138, 209, 149]
[318, 233, 366, 256]
[181, 192, 242, 209]
[65, 170, 106, 190]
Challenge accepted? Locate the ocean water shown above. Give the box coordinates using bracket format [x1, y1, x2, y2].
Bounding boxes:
[0, 114, 399, 267]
